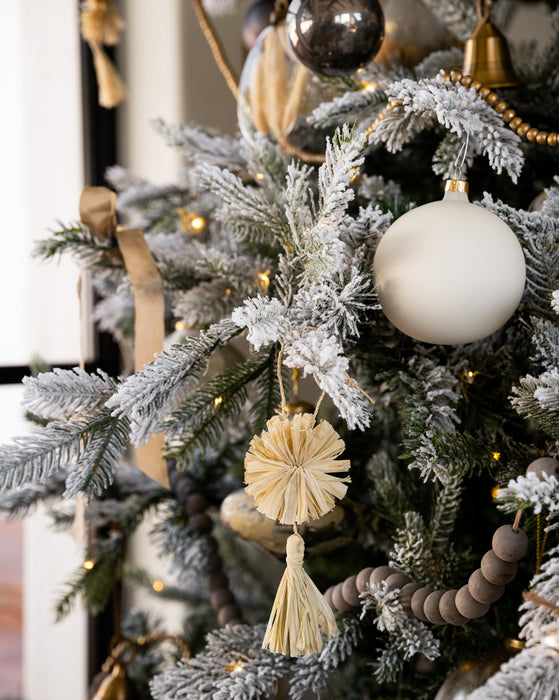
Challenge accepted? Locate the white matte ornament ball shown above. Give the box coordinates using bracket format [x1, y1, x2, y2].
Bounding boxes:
[373, 182, 526, 344]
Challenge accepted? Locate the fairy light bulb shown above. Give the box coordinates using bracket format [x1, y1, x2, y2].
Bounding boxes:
[214, 396, 223, 408]
[83, 560, 95, 570]
[152, 580, 164, 592]
[257, 270, 271, 289]
[177, 208, 206, 234]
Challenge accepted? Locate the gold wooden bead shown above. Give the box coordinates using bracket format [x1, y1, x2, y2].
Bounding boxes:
[450, 71, 463, 83]
[517, 123, 531, 137]
[526, 127, 539, 142]
[485, 92, 499, 106]
[480, 87, 491, 99]
[536, 131, 548, 145]
[509, 116, 523, 130]
[472, 80, 483, 92]
[548, 133, 558, 146]
[494, 101, 508, 114]
[502, 109, 516, 123]
[441, 73, 451, 82]
[460, 75, 473, 88]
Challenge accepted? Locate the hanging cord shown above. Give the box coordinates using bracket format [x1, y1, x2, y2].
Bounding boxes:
[452, 127, 470, 181]
[277, 344, 287, 416]
[477, 0, 492, 22]
[189, 0, 325, 164]
[189, 0, 240, 100]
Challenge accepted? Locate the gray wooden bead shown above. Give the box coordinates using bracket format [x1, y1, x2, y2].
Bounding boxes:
[385, 572, 412, 592]
[481, 549, 517, 585]
[356, 567, 375, 593]
[439, 590, 469, 626]
[468, 568, 505, 604]
[217, 604, 242, 626]
[526, 457, 559, 481]
[455, 585, 490, 619]
[369, 566, 396, 584]
[341, 575, 361, 607]
[211, 588, 235, 610]
[332, 583, 354, 612]
[324, 586, 335, 610]
[492, 525, 528, 562]
[206, 571, 228, 592]
[400, 582, 423, 612]
[410, 586, 433, 622]
[423, 591, 446, 625]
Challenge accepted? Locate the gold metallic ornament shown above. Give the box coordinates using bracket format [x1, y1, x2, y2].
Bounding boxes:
[462, 0, 518, 88]
[220, 488, 353, 556]
[434, 639, 525, 699]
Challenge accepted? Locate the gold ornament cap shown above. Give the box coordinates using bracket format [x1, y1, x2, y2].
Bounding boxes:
[445, 179, 469, 193]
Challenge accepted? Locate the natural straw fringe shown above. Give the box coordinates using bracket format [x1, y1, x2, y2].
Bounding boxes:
[80, 0, 127, 108]
[89, 42, 128, 109]
[263, 532, 338, 656]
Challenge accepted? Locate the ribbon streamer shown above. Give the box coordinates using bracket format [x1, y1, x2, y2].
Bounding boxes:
[79, 187, 170, 489]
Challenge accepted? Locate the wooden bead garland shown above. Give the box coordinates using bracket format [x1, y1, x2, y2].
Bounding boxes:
[167, 458, 245, 628]
[324, 517, 527, 626]
[321, 455, 559, 626]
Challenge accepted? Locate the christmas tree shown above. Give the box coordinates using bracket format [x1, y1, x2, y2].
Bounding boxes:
[3, 0, 559, 697]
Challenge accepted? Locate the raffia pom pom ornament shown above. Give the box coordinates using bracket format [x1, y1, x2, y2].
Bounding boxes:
[244, 412, 350, 524]
[244, 410, 350, 655]
[373, 179, 526, 344]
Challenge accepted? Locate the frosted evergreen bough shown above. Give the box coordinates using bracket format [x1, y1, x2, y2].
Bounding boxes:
[362, 581, 440, 683]
[107, 319, 240, 445]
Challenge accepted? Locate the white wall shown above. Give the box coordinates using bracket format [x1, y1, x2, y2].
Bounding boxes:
[0, 1, 89, 698]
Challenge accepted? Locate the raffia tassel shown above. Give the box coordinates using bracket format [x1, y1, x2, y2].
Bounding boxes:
[89, 42, 128, 109]
[263, 532, 338, 656]
[80, 0, 125, 46]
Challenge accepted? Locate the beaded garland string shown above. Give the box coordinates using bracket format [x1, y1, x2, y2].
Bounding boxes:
[167, 458, 246, 628]
[323, 457, 559, 625]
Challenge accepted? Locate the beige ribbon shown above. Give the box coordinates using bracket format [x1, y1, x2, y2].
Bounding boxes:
[80, 187, 170, 489]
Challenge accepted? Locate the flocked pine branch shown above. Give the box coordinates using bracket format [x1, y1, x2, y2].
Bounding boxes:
[22, 367, 119, 421]
[400, 357, 462, 482]
[481, 194, 559, 317]
[370, 75, 524, 181]
[362, 581, 440, 683]
[107, 319, 240, 445]
[497, 472, 559, 519]
[34, 222, 122, 273]
[288, 619, 361, 700]
[0, 409, 129, 499]
[163, 348, 274, 458]
[151, 119, 246, 174]
[511, 374, 559, 442]
[519, 544, 559, 643]
[150, 624, 292, 700]
[469, 635, 559, 700]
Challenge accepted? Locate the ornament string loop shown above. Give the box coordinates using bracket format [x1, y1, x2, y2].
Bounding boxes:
[452, 127, 470, 182]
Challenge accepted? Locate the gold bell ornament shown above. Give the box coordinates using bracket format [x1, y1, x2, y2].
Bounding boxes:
[89, 641, 141, 700]
[243, 356, 351, 655]
[462, 0, 518, 88]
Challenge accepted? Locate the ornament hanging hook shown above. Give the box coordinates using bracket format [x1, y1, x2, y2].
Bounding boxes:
[452, 127, 471, 182]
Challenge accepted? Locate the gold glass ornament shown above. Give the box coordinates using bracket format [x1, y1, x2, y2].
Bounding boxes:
[462, 0, 518, 88]
[220, 488, 352, 556]
[435, 639, 525, 699]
